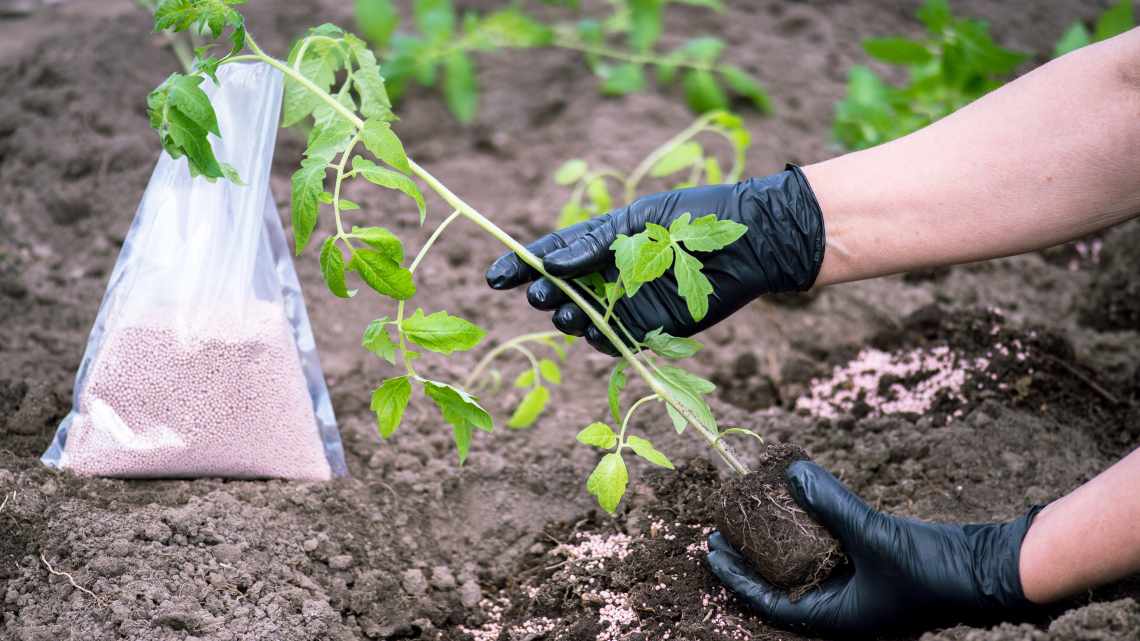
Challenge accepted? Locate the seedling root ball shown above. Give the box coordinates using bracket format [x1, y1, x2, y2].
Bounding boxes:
[714, 443, 845, 599]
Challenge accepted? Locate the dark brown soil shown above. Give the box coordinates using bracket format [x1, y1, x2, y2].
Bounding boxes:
[713, 444, 843, 599]
[2, 1, 1138, 641]
[1080, 222, 1140, 332]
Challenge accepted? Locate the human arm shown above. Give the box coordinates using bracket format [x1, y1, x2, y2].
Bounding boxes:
[810, 28, 1140, 286]
[1019, 447, 1140, 603]
[485, 30, 1140, 355]
[705, 448, 1140, 636]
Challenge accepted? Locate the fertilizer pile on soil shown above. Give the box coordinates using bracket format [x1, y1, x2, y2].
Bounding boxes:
[61, 300, 331, 480]
[714, 443, 844, 598]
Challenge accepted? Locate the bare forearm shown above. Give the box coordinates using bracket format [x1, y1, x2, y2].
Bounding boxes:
[805, 29, 1140, 287]
[1018, 447, 1140, 603]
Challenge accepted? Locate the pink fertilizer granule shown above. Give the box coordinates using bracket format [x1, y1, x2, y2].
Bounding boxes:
[61, 301, 332, 480]
[796, 346, 990, 420]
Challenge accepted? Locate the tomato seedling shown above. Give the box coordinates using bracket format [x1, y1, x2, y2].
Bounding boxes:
[147, 0, 757, 513]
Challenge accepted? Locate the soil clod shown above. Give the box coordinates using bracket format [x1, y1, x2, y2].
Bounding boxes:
[714, 443, 845, 598]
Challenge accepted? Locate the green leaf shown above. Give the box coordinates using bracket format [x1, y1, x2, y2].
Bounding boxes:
[862, 37, 932, 65]
[1054, 22, 1091, 57]
[608, 360, 627, 424]
[338, 199, 361, 211]
[166, 74, 219, 136]
[669, 212, 748, 252]
[704, 156, 723, 184]
[625, 435, 674, 469]
[673, 247, 713, 322]
[319, 237, 352, 298]
[350, 225, 404, 262]
[348, 248, 416, 299]
[306, 91, 356, 161]
[352, 157, 427, 223]
[665, 404, 687, 433]
[916, 0, 951, 34]
[414, 0, 455, 42]
[721, 66, 771, 113]
[586, 452, 628, 514]
[611, 227, 673, 296]
[508, 385, 549, 428]
[554, 159, 588, 185]
[154, 0, 243, 38]
[362, 318, 398, 364]
[290, 158, 326, 255]
[283, 42, 340, 127]
[164, 106, 223, 178]
[1095, 0, 1134, 41]
[360, 119, 412, 174]
[443, 51, 478, 123]
[401, 309, 486, 354]
[650, 141, 702, 177]
[347, 36, 394, 119]
[577, 422, 618, 449]
[677, 36, 724, 65]
[628, 0, 663, 52]
[356, 0, 400, 48]
[600, 63, 646, 96]
[422, 378, 492, 464]
[538, 359, 562, 384]
[586, 177, 613, 211]
[682, 69, 728, 113]
[655, 363, 716, 434]
[642, 327, 702, 360]
[514, 368, 536, 388]
[371, 375, 412, 438]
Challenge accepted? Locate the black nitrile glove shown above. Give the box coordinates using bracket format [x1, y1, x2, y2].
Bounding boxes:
[484, 166, 825, 355]
[707, 461, 1044, 637]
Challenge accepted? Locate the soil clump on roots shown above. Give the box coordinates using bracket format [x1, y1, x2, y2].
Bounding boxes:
[713, 443, 844, 598]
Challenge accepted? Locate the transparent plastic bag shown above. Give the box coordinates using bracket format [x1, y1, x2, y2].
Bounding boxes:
[42, 63, 347, 480]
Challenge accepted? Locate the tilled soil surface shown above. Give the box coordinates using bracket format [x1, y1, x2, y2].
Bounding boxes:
[2, 1, 1138, 640]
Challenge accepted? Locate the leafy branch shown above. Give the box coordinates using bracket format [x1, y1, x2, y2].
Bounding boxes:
[146, 0, 752, 514]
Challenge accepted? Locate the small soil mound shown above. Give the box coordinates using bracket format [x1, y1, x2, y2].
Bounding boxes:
[713, 443, 844, 598]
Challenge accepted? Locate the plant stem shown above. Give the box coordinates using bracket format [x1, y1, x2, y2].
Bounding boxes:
[619, 394, 658, 444]
[393, 209, 463, 378]
[465, 331, 564, 388]
[552, 33, 717, 75]
[229, 35, 750, 476]
[410, 210, 461, 273]
[624, 112, 716, 202]
[332, 134, 362, 238]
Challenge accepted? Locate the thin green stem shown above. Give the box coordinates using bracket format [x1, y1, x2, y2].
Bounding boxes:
[619, 394, 658, 445]
[464, 331, 563, 388]
[625, 113, 716, 202]
[331, 134, 362, 238]
[395, 300, 416, 377]
[552, 33, 717, 75]
[508, 344, 542, 388]
[410, 210, 461, 273]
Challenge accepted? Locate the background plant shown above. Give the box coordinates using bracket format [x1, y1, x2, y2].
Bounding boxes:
[833, 0, 1025, 151]
[1053, 0, 1134, 58]
[353, 0, 771, 123]
[148, 0, 757, 514]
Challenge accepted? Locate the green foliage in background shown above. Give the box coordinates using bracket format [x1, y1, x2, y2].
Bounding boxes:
[1054, 0, 1134, 57]
[833, 0, 1026, 151]
[354, 0, 770, 123]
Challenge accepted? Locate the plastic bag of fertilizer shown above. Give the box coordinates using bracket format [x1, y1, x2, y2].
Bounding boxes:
[42, 63, 346, 480]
